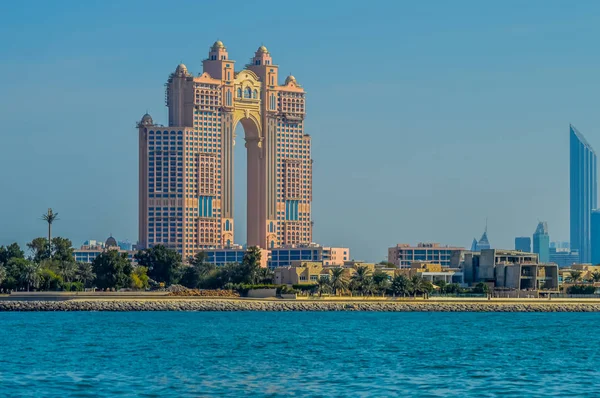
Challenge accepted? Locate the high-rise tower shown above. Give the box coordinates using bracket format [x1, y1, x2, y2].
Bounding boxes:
[138, 42, 312, 258]
[533, 222, 550, 263]
[570, 124, 597, 263]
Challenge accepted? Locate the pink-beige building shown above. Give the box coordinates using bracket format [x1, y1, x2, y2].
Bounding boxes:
[388, 243, 465, 268]
[138, 41, 312, 257]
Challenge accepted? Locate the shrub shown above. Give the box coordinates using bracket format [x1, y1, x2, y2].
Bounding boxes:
[567, 284, 597, 295]
[292, 283, 318, 292]
[62, 281, 84, 292]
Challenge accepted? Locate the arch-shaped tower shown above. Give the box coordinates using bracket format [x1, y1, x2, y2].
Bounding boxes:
[141, 42, 310, 258]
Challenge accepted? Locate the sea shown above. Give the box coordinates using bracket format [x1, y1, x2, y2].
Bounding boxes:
[0, 312, 598, 397]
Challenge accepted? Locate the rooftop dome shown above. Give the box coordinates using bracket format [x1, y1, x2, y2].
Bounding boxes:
[285, 75, 297, 85]
[105, 236, 117, 248]
[212, 40, 225, 50]
[257, 45, 268, 53]
[140, 113, 153, 125]
[175, 63, 187, 73]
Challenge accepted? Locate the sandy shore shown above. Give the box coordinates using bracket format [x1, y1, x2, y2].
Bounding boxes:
[1, 298, 600, 312]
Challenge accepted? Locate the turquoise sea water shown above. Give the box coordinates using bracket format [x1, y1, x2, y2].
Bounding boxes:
[1, 312, 599, 397]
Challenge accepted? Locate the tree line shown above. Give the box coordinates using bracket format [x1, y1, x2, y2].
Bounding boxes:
[0, 239, 267, 292]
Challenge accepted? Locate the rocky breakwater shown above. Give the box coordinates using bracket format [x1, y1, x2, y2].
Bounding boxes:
[1, 300, 600, 312]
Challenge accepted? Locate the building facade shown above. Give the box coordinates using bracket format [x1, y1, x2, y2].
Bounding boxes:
[533, 221, 550, 263]
[203, 245, 349, 269]
[591, 210, 600, 264]
[138, 42, 312, 257]
[388, 243, 465, 268]
[73, 238, 136, 264]
[570, 124, 597, 263]
[515, 237, 531, 253]
[462, 249, 558, 290]
[549, 248, 579, 268]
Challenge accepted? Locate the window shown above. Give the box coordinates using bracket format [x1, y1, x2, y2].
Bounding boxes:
[237, 88, 242, 98]
[253, 89, 258, 99]
[244, 87, 252, 98]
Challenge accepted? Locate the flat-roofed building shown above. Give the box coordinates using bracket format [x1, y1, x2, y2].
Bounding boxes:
[388, 243, 465, 268]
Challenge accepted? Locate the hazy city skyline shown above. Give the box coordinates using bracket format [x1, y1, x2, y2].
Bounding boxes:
[2, 0, 600, 261]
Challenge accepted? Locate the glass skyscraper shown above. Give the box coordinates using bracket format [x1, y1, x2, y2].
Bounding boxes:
[515, 236, 531, 253]
[533, 222, 550, 263]
[591, 210, 600, 264]
[570, 125, 597, 263]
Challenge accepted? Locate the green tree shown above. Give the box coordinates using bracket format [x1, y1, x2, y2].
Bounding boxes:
[436, 279, 448, 293]
[188, 251, 216, 274]
[391, 275, 410, 297]
[378, 261, 396, 268]
[0, 243, 25, 265]
[51, 237, 75, 262]
[329, 268, 349, 295]
[131, 266, 150, 290]
[135, 245, 182, 286]
[473, 282, 490, 294]
[93, 251, 133, 290]
[255, 267, 274, 284]
[241, 246, 262, 284]
[27, 237, 50, 263]
[590, 271, 600, 283]
[42, 208, 58, 244]
[38, 268, 63, 291]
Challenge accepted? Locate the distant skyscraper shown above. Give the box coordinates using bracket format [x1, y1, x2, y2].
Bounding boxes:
[533, 222, 550, 263]
[515, 237, 531, 252]
[471, 224, 491, 251]
[570, 124, 597, 263]
[591, 210, 600, 264]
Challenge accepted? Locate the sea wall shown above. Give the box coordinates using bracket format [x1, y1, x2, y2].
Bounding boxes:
[2, 299, 600, 312]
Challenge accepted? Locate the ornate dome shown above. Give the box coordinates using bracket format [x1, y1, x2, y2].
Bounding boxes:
[285, 75, 297, 85]
[257, 45, 268, 53]
[105, 236, 117, 248]
[175, 63, 187, 73]
[140, 113, 153, 125]
[212, 40, 225, 50]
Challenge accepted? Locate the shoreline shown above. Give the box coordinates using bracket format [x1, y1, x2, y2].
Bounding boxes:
[2, 298, 600, 312]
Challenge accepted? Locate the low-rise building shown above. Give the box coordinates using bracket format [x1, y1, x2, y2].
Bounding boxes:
[388, 243, 465, 268]
[73, 237, 136, 264]
[203, 244, 349, 269]
[463, 249, 558, 290]
[395, 261, 465, 285]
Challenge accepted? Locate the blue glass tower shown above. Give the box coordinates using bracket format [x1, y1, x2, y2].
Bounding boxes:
[591, 210, 600, 264]
[570, 125, 597, 263]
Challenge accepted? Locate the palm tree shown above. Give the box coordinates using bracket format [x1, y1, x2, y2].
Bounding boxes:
[42, 208, 58, 243]
[57, 261, 77, 283]
[329, 268, 349, 296]
[316, 277, 331, 297]
[21, 262, 41, 292]
[568, 270, 582, 283]
[351, 265, 372, 296]
[0, 265, 6, 288]
[362, 277, 376, 296]
[591, 271, 600, 283]
[391, 275, 409, 297]
[75, 262, 95, 288]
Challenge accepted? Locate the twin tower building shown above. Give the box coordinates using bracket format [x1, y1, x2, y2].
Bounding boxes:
[137, 41, 312, 259]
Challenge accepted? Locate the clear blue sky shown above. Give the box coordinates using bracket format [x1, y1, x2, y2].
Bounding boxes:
[1, 0, 600, 261]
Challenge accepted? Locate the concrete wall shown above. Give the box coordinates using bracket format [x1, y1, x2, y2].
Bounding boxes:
[247, 289, 277, 298]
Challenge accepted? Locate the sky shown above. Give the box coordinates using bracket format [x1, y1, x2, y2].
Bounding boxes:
[1, 0, 600, 261]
